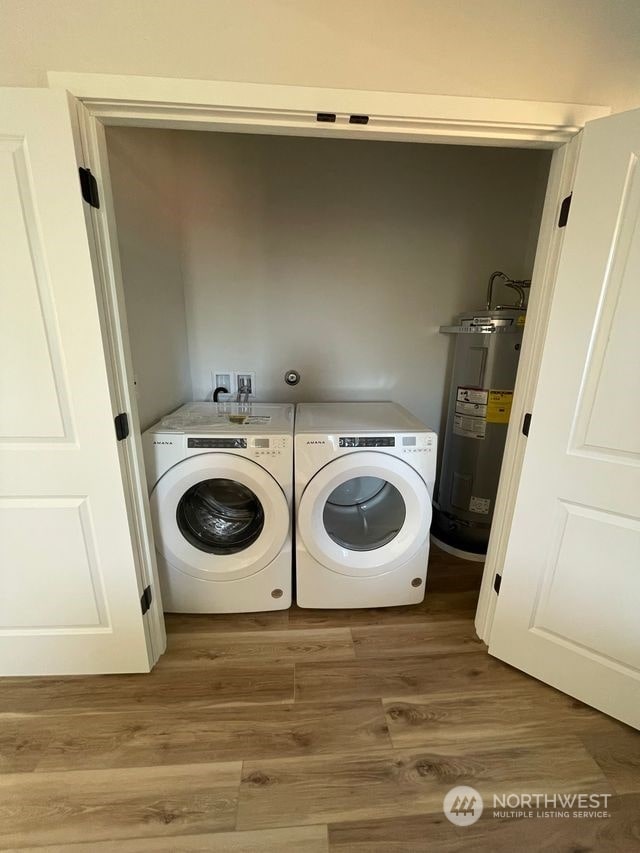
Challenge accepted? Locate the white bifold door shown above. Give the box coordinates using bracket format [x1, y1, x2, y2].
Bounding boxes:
[0, 89, 155, 674]
[490, 108, 640, 730]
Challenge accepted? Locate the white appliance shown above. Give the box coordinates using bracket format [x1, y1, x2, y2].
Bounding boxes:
[295, 402, 437, 608]
[143, 402, 293, 613]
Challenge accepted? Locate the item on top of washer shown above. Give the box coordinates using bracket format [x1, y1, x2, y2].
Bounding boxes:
[158, 402, 273, 431]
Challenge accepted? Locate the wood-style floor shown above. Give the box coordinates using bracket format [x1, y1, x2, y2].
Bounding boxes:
[1, 547, 639, 851]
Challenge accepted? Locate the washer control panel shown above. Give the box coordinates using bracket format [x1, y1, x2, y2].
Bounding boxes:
[188, 437, 247, 449]
[253, 436, 288, 457]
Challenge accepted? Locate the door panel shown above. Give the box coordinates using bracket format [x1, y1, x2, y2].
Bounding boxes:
[489, 108, 640, 729]
[0, 137, 71, 439]
[0, 497, 106, 628]
[532, 502, 639, 669]
[0, 88, 151, 674]
[571, 152, 640, 459]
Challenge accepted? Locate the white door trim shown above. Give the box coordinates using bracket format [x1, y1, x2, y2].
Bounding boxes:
[48, 72, 605, 648]
[70, 99, 167, 664]
[49, 72, 608, 148]
[474, 133, 582, 641]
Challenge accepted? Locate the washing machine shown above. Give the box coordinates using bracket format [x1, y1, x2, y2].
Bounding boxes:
[143, 402, 293, 613]
[295, 402, 437, 608]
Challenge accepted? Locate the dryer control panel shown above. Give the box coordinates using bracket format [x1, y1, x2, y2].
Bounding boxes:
[401, 433, 435, 455]
[339, 436, 395, 447]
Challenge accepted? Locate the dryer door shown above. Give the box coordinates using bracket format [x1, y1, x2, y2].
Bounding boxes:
[297, 452, 431, 577]
[150, 453, 289, 581]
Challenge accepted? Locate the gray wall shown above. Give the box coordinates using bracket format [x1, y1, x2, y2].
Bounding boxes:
[107, 127, 550, 432]
[107, 128, 192, 430]
[179, 131, 549, 430]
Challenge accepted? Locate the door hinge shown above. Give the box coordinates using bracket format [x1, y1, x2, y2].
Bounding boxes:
[558, 192, 572, 227]
[140, 585, 153, 615]
[79, 167, 100, 209]
[494, 573, 502, 594]
[114, 412, 129, 441]
[522, 412, 532, 437]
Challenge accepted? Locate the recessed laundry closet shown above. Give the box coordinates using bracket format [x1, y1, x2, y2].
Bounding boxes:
[104, 125, 551, 616]
[3, 13, 638, 837]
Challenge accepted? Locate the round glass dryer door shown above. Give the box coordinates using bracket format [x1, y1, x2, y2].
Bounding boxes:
[177, 478, 264, 554]
[323, 477, 406, 551]
[297, 451, 432, 578]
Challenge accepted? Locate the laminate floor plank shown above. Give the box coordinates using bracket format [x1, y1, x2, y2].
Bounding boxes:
[158, 627, 355, 669]
[351, 620, 484, 659]
[23, 700, 391, 772]
[0, 717, 49, 774]
[327, 792, 640, 853]
[0, 663, 294, 716]
[581, 726, 640, 794]
[295, 651, 522, 704]
[16, 824, 329, 853]
[236, 739, 609, 830]
[383, 685, 633, 751]
[0, 761, 241, 848]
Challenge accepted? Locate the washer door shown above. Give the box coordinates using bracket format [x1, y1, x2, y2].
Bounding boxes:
[297, 452, 431, 577]
[150, 453, 289, 581]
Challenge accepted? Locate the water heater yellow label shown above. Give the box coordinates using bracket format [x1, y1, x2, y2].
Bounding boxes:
[487, 390, 513, 424]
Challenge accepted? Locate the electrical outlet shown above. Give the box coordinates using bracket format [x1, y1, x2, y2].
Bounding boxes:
[236, 371, 256, 397]
[212, 370, 235, 395]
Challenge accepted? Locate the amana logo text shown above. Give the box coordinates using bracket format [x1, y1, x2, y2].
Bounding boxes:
[153, 440, 174, 445]
[306, 440, 326, 445]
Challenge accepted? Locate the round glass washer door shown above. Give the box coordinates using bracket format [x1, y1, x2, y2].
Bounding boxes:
[150, 453, 289, 582]
[297, 452, 431, 577]
[177, 478, 265, 555]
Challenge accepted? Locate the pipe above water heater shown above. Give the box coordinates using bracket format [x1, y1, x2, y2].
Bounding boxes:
[486, 270, 531, 311]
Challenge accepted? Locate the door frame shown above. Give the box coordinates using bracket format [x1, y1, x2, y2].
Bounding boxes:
[48, 72, 608, 647]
